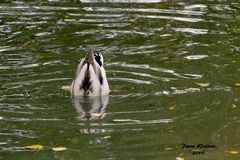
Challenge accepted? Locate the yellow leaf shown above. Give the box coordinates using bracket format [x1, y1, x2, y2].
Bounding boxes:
[229, 150, 238, 155]
[24, 43, 35, 49]
[195, 83, 210, 87]
[176, 157, 184, 160]
[26, 144, 44, 150]
[169, 104, 176, 110]
[52, 147, 67, 151]
[235, 83, 240, 87]
[231, 104, 238, 109]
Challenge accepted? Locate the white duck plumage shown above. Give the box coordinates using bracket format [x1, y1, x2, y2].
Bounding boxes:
[71, 50, 110, 96]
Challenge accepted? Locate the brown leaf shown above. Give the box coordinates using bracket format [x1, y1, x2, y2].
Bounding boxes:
[234, 83, 240, 87]
[231, 104, 238, 109]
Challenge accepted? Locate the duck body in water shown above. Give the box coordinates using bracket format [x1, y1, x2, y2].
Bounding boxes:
[71, 50, 110, 96]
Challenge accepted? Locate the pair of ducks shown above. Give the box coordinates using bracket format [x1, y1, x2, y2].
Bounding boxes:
[71, 50, 110, 96]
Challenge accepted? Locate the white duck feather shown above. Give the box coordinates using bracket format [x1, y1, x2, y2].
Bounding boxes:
[71, 50, 110, 96]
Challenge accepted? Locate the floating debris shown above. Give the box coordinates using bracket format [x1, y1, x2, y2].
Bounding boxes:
[165, 147, 173, 151]
[229, 150, 238, 155]
[176, 157, 184, 160]
[26, 144, 44, 150]
[234, 83, 240, 87]
[61, 85, 71, 92]
[52, 147, 67, 152]
[195, 82, 210, 87]
[231, 104, 238, 109]
[169, 104, 176, 110]
[103, 136, 111, 139]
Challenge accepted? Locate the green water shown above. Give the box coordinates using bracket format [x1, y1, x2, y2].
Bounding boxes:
[0, 0, 240, 160]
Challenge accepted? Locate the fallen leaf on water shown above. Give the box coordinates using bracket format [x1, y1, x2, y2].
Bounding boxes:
[231, 104, 238, 109]
[24, 43, 35, 49]
[176, 157, 184, 160]
[103, 135, 111, 139]
[234, 83, 240, 87]
[52, 147, 67, 152]
[113, 119, 141, 123]
[165, 147, 173, 151]
[169, 104, 176, 110]
[229, 150, 238, 155]
[195, 83, 210, 87]
[61, 85, 71, 92]
[26, 144, 44, 150]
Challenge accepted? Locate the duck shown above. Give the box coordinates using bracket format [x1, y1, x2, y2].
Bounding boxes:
[71, 49, 110, 96]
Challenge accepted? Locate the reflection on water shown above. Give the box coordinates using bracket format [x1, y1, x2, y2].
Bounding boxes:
[73, 96, 109, 120]
[0, 0, 240, 159]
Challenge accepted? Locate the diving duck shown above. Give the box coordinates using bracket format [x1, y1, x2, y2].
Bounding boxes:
[71, 50, 110, 96]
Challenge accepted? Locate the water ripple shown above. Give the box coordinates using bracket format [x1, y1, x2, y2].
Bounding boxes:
[80, 0, 164, 3]
[0, 1, 238, 158]
[109, 77, 152, 84]
[0, 46, 16, 52]
[0, 60, 67, 70]
[83, 7, 204, 16]
[108, 62, 202, 80]
[3, 77, 70, 88]
[78, 119, 173, 127]
[109, 70, 170, 82]
[173, 27, 208, 34]
[137, 15, 204, 22]
[184, 55, 209, 60]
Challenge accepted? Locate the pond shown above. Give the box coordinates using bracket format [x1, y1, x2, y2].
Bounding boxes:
[0, 0, 240, 159]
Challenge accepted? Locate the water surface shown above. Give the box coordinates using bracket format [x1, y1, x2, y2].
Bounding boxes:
[0, 0, 240, 159]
